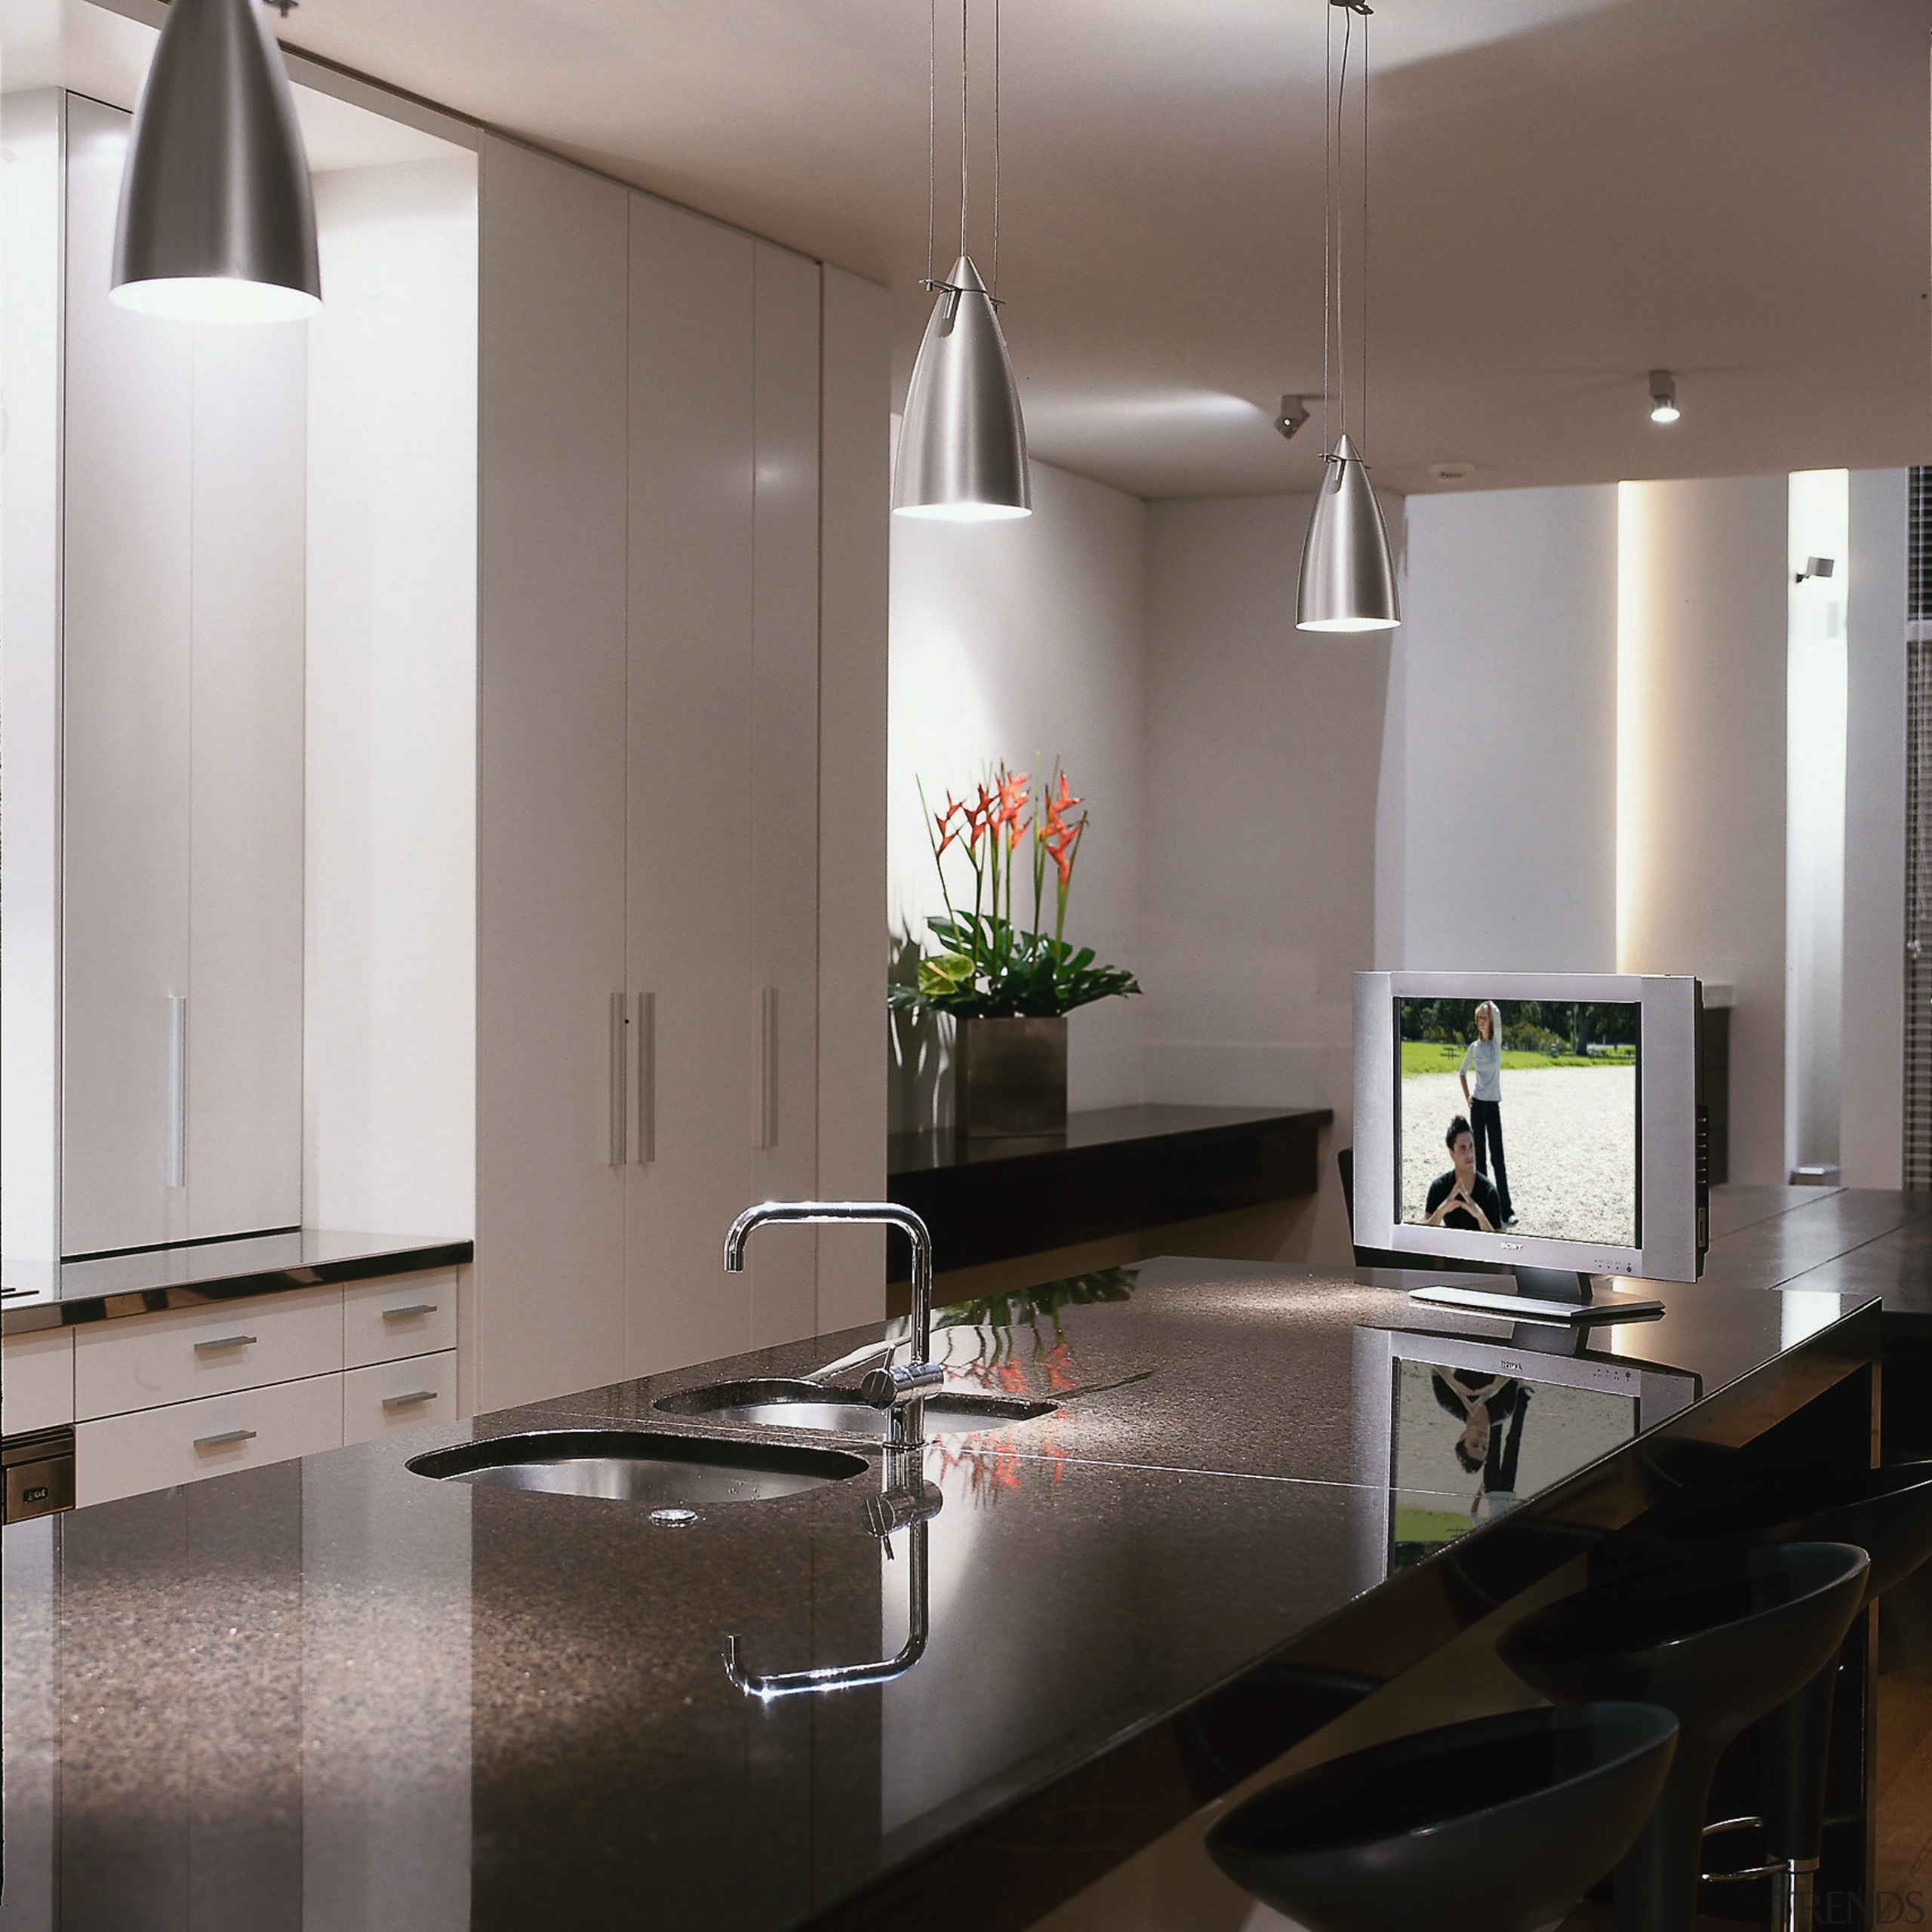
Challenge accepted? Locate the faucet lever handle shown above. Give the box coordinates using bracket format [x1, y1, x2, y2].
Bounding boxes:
[860, 1361, 943, 1411]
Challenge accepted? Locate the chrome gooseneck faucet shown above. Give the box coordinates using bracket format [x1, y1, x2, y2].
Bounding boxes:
[722, 1201, 941, 1447]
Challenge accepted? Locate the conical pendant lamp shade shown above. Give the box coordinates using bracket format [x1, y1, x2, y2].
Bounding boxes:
[1296, 435, 1399, 632]
[894, 256, 1030, 521]
[112, 0, 320, 323]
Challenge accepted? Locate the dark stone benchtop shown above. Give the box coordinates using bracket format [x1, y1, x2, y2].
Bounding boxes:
[1, 1249, 1881, 1932]
[886, 1102, 1332, 1176]
[0, 1229, 473, 1336]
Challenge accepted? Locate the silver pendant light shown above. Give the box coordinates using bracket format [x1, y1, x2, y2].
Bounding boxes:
[112, 0, 321, 324]
[1297, 0, 1398, 632]
[894, 0, 1030, 521]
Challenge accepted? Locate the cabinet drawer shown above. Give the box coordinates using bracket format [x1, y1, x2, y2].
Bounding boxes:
[343, 1351, 457, 1447]
[75, 1284, 343, 1420]
[2, 1328, 75, 1432]
[344, 1269, 457, 1369]
[75, 1371, 343, 1507]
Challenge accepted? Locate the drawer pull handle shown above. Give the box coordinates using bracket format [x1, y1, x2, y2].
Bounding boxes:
[194, 1334, 258, 1355]
[382, 1389, 438, 1411]
[380, 1303, 438, 1321]
[193, 1427, 257, 1450]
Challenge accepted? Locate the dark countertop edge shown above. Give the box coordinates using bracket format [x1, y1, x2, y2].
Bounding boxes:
[888, 1105, 1335, 1180]
[804, 1291, 1888, 1932]
[0, 1238, 473, 1336]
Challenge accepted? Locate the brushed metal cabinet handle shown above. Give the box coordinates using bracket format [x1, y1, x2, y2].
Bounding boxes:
[166, 995, 187, 1188]
[193, 1334, 257, 1355]
[193, 1427, 257, 1450]
[636, 991, 655, 1164]
[381, 1389, 438, 1411]
[380, 1303, 438, 1321]
[609, 991, 629, 1168]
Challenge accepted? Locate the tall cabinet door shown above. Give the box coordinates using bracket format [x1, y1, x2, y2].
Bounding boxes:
[746, 242, 823, 1348]
[476, 136, 630, 1411]
[624, 193, 758, 1377]
[61, 97, 195, 1257]
[186, 312, 308, 1239]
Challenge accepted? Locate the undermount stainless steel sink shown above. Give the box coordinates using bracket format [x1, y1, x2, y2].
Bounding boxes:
[406, 1429, 867, 1505]
[653, 1378, 1057, 1435]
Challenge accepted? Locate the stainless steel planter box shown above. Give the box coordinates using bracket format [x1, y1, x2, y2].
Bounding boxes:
[955, 1016, 1068, 1137]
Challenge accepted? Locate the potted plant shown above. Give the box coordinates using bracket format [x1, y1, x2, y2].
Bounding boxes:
[889, 762, 1140, 1136]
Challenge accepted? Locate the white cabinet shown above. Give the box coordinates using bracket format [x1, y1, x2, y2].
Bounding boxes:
[58, 94, 305, 1259]
[475, 141, 890, 1411]
[2, 1328, 75, 1434]
[343, 1352, 458, 1446]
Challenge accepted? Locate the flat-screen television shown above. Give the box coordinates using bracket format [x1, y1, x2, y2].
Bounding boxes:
[1352, 972, 1708, 1302]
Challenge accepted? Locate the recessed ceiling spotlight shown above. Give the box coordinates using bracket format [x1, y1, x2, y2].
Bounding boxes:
[1276, 395, 1312, 441]
[1648, 370, 1680, 424]
[1429, 461, 1476, 484]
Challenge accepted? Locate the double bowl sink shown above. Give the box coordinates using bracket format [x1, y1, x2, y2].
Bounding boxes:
[408, 1374, 1055, 1509]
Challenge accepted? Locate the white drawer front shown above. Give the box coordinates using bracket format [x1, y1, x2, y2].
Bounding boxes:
[344, 1269, 457, 1369]
[343, 1350, 457, 1447]
[75, 1371, 343, 1507]
[75, 1284, 343, 1420]
[2, 1328, 75, 1432]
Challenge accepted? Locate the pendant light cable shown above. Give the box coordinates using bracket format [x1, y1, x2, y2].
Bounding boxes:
[959, 0, 969, 262]
[1335, 5, 1353, 448]
[992, 0, 1001, 296]
[1321, 4, 1332, 455]
[1361, 7, 1371, 453]
[926, 0, 937, 286]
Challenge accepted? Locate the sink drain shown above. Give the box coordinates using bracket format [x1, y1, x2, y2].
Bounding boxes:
[650, 1506, 700, 1528]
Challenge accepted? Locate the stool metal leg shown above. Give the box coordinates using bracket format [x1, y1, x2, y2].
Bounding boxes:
[1774, 1856, 1818, 1932]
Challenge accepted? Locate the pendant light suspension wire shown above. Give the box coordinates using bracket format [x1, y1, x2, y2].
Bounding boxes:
[1361, 6, 1371, 453]
[1321, 4, 1331, 456]
[958, 0, 969, 262]
[992, 0, 1001, 296]
[1334, 5, 1353, 448]
[926, 0, 937, 286]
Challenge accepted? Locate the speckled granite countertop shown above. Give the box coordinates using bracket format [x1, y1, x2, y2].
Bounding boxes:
[0, 1260, 1882, 1932]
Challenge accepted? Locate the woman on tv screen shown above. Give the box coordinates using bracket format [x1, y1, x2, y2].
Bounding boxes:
[1458, 1000, 1518, 1230]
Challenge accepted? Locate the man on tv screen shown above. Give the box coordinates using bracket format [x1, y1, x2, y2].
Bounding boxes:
[1423, 1115, 1502, 1232]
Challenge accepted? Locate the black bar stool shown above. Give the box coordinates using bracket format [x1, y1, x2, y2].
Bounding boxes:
[1203, 1702, 1676, 1932]
[1665, 1460, 1932, 1931]
[1498, 1542, 1869, 1932]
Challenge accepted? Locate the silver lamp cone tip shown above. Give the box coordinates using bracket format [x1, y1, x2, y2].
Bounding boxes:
[1296, 433, 1400, 632]
[893, 254, 1031, 521]
[112, 0, 321, 322]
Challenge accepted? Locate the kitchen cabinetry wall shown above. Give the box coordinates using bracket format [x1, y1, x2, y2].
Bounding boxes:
[476, 137, 889, 1412]
[59, 95, 305, 1258]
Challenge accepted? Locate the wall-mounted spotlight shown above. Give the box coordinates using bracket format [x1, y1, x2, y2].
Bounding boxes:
[1648, 370, 1679, 424]
[1276, 395, 1312, 441]
[1795, 556, 1835, 586]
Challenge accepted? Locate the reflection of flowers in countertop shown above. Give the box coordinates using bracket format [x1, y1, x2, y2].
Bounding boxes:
[928, 1268, 1141, 1505]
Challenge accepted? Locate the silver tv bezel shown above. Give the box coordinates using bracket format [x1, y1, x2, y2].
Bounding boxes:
[1352, 971, 1705, 1284]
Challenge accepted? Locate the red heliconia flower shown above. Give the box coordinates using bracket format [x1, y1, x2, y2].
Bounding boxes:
[934, 792, 965, 855]
[966, 782, 996, 848]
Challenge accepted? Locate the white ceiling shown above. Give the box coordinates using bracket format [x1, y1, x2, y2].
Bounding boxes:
[29, 0, 1932, 500]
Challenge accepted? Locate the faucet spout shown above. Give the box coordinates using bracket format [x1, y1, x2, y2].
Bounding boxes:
[722, 1200, 937, 1380]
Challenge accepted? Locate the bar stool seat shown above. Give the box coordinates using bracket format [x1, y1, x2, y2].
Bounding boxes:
[1203, 1702, 1678, 1932]
[1498, 1541, 1869, 1932]
[1666, 1461, 1932, 1930]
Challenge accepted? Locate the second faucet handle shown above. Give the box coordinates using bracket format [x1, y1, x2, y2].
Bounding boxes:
[860, 1360, 943, 1411]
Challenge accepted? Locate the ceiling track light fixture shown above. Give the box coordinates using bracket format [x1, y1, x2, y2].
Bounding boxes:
[893, 0, 1031, 521]
[1296, 0, 1399, 634]
[1648, 369, 1680, 423]
[1276, 394, 1312, 441]
[112, 0, 321, 322]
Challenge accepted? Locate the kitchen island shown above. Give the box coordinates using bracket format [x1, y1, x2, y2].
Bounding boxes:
[0, 1253, 1884, 1932]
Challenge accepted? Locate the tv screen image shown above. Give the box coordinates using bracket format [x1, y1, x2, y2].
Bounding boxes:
[1386, 1355, 1638, 1573]
[1398, 997, 1638, 1251]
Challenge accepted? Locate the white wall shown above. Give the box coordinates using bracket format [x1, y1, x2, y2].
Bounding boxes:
[304, 158, 479, 1237]
[1617, 475, 1790, 1183]
[1141, 494, 1392, 1266]
[887, 457, 1148, 1129]
[1382, 485, 1619, 972]
[1841, 468, 1909, 1187]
